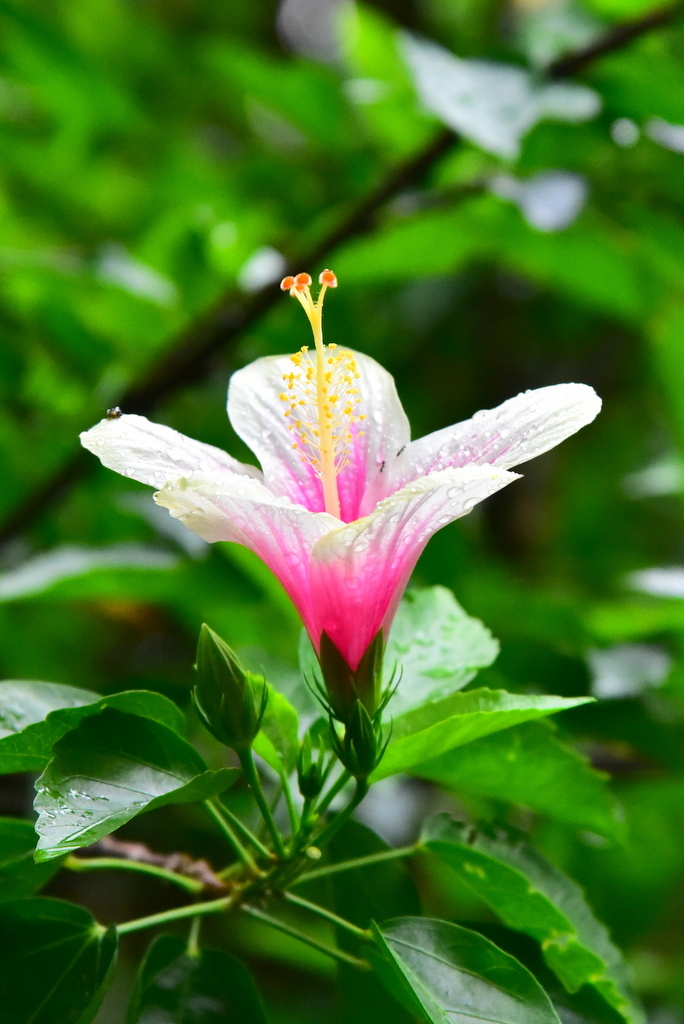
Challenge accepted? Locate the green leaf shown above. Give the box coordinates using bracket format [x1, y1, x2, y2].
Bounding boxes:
[385, 587, 499, 715]
[34, 707, 237, 861]
[0, 680, 99, 772]
[0, 818, 63, 899]
[0, 544, 178, 602]
[371, 916, 561, 1024]
[0, 681, 101, 739]
[423, 815, 644, 1024]
[253, 684, 299, 777]
[373, 688, 592, 780]
[127, 934, 267, 1024]
[327, 822, 419, 1024]
[0, 897, 117, 1024]
[412, 721, 624, 841]
[328, 819, 422, 926]
[0, 681, 186, 774]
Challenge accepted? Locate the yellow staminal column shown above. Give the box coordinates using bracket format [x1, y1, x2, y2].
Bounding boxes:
[280, 270, 360, 520]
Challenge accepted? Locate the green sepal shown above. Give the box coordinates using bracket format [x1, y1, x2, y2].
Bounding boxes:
[193, 624, 267, 753]
[317, 629, 384, 721]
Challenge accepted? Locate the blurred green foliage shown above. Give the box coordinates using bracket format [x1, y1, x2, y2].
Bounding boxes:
[2, 0, 684, 1020]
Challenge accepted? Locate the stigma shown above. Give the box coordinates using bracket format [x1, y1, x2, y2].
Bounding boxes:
[279, 270, 364, 519]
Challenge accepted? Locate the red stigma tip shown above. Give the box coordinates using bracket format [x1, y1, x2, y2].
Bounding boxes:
[319, 269, 337, 287]
[280, 275, 295, 291]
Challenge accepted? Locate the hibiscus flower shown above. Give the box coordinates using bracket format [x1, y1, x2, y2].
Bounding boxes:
[81, 270, 600, 717]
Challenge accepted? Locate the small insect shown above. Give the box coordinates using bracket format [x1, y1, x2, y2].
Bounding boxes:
[106, 407, 122, 419]
[396, 445, 406, 457]
[379, 460, 386, 473]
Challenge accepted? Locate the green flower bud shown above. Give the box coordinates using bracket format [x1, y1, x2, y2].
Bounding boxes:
[331, 699, 382, 780]
[193, 624, 267, 753]
[297, 728, 327, 799]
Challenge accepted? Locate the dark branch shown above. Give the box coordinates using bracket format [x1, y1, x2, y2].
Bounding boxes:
[85, 835, 227, 891]
[1, 2, 682, 546]
[548, 0, 684, 78]
[0, 131, 456, 546]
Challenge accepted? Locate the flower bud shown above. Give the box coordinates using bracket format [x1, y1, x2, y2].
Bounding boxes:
[318, 630, 384, 723]
[297, 728, 327, 800]
[331, 699, 382, 780]
[193, 624, 267, 753]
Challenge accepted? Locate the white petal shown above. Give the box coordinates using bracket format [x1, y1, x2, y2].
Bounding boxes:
[80, 413, 261, 490]
[391, 383, 601, 489]
[309, 465, 518, 670]
[227, 350, 410, 520]
[154, 472, 337, 638]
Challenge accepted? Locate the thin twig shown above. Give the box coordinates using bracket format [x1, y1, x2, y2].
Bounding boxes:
[548, 0, 684, 78]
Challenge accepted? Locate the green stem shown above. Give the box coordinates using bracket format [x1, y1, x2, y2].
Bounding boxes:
[187, 916, 202, 957]
[205, 800, 260, 874]
[240, 750, 286, 859]
[117, 895, 234, 936]
[314, 769, 351, 817]
[281, 891, 369, 939]
[291, 845, 420, 887]
[64, 855, 203, 895]
[217, 861, 246, 882]
[215, 800, 273, 860]
[314, 779, 368, 850]
[281, 775, 299, 836]
[298, 796, 315, 837]
[241, 904, 370, 970]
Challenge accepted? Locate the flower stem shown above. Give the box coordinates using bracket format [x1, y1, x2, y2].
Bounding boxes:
[204, 800, 260, 874]
[64, 854, 203, 894]
[241, 904, 370, 970]
[291, 844, 420, 886]
[187, 916, 202, 957]
[217, 861, 244, 882]
[281, 775, 300, 836]
[281, 891, 369, 939]
[314, 779, 368, 850]
[240, 750, 287, 859]
[117, 895, 235, 936]
[214, 800, 273, 860]
[314, 769, 351, 818]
